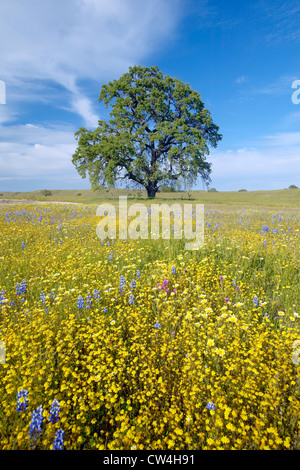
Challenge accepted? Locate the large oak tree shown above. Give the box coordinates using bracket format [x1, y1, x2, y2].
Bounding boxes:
[72, 65, 222, 198]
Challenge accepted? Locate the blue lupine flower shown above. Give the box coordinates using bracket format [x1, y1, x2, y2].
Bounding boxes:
[16, 388, 29, 412]
[103, 307, 107, 313]
[171, 266, 176, 274]
[29, 405, 44, 441]
[48, 399, 60, 424]
[136, 270, 141, 279]
[52, 429, 65, 450]
[130, 279, 136, 290]
[9, 301, 15, 307]
[253, 295, 259, 307]
[128, 294, 135, 305]
[119, 275, 126, 294]
[93, 289, 100, 300]
[0, 293, 6, 305]
[262, 224, 269, 233]
[50, 291, 55, 299]
[86, 293, 92, 309]
[154, 321, 161, 329]
[77, 295, 84, 309]
[19, 280, 27, 295]
[108, 251, 113, 261]
[40, 292, 46, 305]
[21, 241, 25, 249]
[206, 401, 216, 411]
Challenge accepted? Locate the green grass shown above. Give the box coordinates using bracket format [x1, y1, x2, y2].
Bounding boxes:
[0, 188, 299, 208]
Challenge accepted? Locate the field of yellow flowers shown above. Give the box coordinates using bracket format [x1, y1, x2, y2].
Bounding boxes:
[0, 202, 299, 450]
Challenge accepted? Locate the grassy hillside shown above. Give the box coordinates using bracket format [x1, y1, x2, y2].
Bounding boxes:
[0, 188, 299, 208]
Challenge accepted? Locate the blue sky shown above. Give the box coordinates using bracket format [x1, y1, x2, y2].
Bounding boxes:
[0, 0, 300, 192]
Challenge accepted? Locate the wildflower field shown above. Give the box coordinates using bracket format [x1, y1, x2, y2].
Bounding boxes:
[0, 201, 300, 450]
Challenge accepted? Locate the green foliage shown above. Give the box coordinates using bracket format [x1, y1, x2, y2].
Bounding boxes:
[208, 187, 217, 192]
[289, 185, 298, 189]
[72, 65, 222, 198]
[40, 190, 52, 197]
[159, 184, 176, 192]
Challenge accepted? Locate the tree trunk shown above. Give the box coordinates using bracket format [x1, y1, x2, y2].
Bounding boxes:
[146, 183, 157, 198]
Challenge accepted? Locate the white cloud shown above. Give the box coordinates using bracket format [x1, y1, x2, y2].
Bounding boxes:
[0, 124, 78, 185]
[0, 0, 184, 190]
[209, 132, 300, 190]
[0, 0, 182, 126]
[235, 76, 247, 84]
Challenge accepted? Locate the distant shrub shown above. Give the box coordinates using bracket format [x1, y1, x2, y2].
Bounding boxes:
[41, 190, 52, 197]
[208, 188, 217, 192]
[0, 193, 3, 196]
[289, 185, 298, 189]
[238, 189, 247, 192]
[77, 193, 82, 196]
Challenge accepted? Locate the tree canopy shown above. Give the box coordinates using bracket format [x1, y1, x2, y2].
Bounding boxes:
[72, 65, 222, 198]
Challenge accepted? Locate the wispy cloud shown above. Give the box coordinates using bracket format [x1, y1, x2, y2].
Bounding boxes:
[0, 0, 182, 126]
[251, 0, 300, 46]
[0, 123, 78, 189]
[249, 75, 298, 97]
[209, 131, 300, 190]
